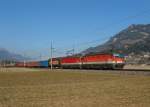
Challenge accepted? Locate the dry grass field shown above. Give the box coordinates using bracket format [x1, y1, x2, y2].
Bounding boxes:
[0, 68, 150, 107]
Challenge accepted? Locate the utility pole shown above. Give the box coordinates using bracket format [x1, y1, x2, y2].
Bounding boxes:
[72, 45, 75, 55]
[23, 53, 26, 67]
[40, 53, 42, 61]
[50, 42, 53, 70]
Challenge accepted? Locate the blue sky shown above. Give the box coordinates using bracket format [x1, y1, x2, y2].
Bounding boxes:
[0, 0, 150, 59]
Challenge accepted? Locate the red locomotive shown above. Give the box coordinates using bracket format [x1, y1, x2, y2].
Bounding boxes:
[61, 56, 82, 69]
[81, 53, 124, 69]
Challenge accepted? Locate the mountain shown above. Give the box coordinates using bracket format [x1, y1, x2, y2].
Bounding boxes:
[0, 48, 29, 61]
[82, 24, 150, 55]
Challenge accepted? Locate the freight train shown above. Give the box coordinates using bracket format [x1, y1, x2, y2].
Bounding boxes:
[15, 53, 125, 70]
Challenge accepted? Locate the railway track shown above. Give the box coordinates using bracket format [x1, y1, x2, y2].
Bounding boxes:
[0, 67, 150, 76]
[101, 69, 150, 76]
[122, 69, 150, 72]
[55, 68, 150, 76]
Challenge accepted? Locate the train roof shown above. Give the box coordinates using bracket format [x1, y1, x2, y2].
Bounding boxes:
[49, 52, 124, 60]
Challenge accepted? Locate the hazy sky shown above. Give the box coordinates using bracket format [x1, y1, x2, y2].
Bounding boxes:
[0, 0, 150, 59]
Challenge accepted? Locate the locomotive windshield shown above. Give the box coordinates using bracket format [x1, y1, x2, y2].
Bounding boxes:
[113, 53, 125, 58]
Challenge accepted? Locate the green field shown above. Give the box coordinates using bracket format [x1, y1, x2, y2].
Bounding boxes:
[0, 68, 150, 107]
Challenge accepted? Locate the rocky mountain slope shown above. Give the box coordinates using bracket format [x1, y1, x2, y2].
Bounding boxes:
[83, 24, 150, 55]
